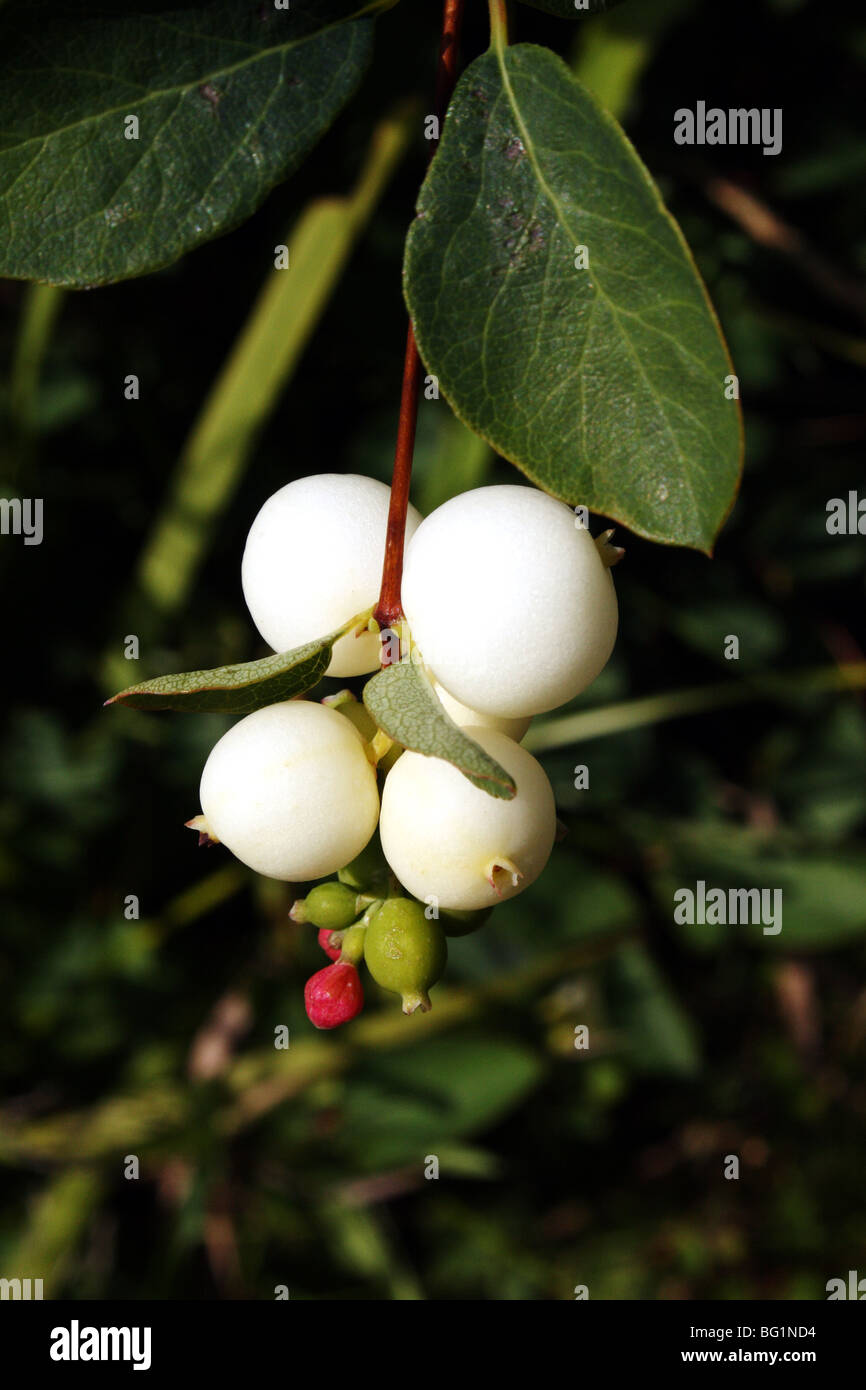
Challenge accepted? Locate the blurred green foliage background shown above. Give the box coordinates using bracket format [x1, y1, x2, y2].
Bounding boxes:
[1, 0, 865, 1299]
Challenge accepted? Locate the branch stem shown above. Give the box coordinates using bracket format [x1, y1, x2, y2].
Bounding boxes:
[373, 0, 465, 646]
[374, 323, 421, 632]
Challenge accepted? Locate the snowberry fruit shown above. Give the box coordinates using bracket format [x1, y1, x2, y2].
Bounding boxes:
[363, 898, 447, 1014]
[304, 959, 364, 1029]
[242, 474, 422, 677]
[432, 680, 531, 743]
[402, 485, 617, 717]
[199, 701, 379, 881]
[379, 727, 556, 911]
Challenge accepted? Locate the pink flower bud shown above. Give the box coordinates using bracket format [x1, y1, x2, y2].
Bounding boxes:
[304, 961, 364, 1030]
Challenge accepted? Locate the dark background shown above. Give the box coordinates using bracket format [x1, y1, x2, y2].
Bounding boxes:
[1, 0, 864, 1299]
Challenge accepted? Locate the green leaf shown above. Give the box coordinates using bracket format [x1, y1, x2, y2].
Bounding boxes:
[604, 941, 700, 1077]
[363, 660, 516, 799]
[519, 0, 626, 15]
[107, 613, 369, 713]
[343, 1036, 544, 1169]
[648, 821, 866, 952]
[0, 0, 389, 287]
[404, 44, 742, 551]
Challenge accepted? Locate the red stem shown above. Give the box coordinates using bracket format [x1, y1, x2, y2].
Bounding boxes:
[374, 321, 422, 632]
[433, 0, 466, 128]
[373, 0, 465, 645]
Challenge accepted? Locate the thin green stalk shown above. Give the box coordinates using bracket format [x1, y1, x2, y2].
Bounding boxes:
[524, 662, 866, 754]
[488, 0, 509, 51]
[145, 862, 248, 944]
[5, 1168, 102, 1298]
[6, 282, 64, 479]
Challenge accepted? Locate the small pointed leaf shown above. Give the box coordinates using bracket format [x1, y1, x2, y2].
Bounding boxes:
[363, 661, 516, 799]
[108, 613, 370, 713]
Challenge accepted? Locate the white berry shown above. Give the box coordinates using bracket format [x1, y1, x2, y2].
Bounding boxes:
[378, 727, 556, 910]
[432, 680, 531, 743]
[199, 701, 379, 881]
[242, 474, 422, 677]
[402, 485, 617, 717]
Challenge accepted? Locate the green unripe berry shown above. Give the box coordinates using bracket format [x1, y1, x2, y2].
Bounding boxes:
[301, 881, 362, 932]
[440, 906, 492, 937]
[364, 898, 447, 1015]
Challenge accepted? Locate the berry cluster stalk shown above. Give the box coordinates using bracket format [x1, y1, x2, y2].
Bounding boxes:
[487, 0, 509, 51]
[373, 0, 466, 646]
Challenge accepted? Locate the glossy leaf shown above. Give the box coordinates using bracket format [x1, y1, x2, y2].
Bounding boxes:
[0, 0, 388, 287]
[404, 44, 742, 551]
[363, 660, 516, 799]
[107, 614, 369, 713]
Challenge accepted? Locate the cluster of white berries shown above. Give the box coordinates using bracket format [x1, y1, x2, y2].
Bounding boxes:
[197, 474, 618, 911]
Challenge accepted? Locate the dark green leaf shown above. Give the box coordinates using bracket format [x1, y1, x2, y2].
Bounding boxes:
[343, 1037, 544, 1169]
[649, 821, 866, 951]
[0, 0, 388, 287]
[518, 0, 626, 15]
[363, 660, 516, 799]
[107, 617, 365, 712]
[774, 705, 866, 838]
[404, 44, 742, 551]
[604, 941, 700, 1076]
[671, 599, 786, 670]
